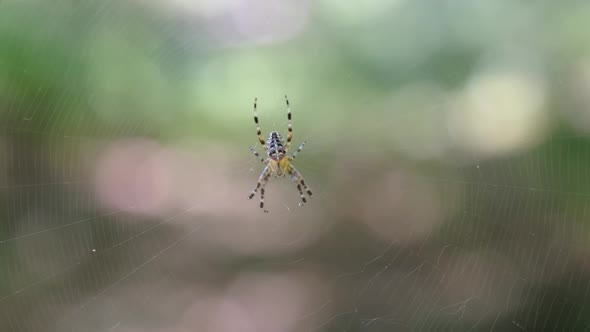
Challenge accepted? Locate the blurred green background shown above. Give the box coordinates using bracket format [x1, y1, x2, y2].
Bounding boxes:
[2, 0, 590, 331]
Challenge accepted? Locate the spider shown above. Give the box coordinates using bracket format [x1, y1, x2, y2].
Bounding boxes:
[248, 95, 312, 212]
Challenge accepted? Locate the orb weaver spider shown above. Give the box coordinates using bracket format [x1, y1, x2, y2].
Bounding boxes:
[248, 95, 312, 213]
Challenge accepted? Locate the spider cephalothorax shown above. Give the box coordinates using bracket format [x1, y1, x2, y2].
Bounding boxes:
[247, 95, 312, 212]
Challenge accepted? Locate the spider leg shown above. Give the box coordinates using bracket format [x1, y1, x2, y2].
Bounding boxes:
[248, 165, 269, 199]
[284, 95, 293, 150]
[291, 141, 306, 160]
[259, 173, 271, 213]
[249, 146, 266, 163]
[248, 165, 271, 212]
[253, 97, 265, 145]
[289, 166, 312, 205]
[296, 183, 306, 205]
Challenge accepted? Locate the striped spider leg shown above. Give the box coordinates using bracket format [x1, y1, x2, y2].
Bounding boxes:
[248, 165, 271, 213]
[247, 95, 312, 212]
[288, 164, 312, 206]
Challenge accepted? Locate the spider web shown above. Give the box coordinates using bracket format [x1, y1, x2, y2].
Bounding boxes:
[1, 1, 590, 332]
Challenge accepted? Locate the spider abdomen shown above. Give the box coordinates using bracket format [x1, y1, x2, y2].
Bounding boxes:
[267, 131, 286, 160]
